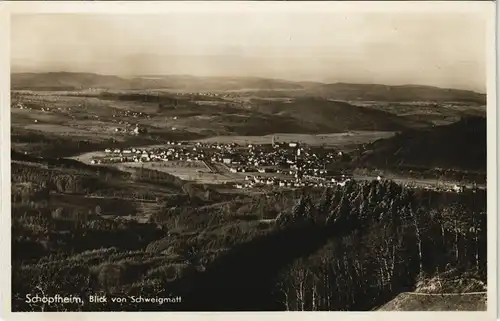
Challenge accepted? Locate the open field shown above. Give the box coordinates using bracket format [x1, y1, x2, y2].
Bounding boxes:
[49, 193, 138, 217]
[117, 161, 242, 184]
[11, 88, 435, 157]
[191, 131, 395, 147]
[12, 87, 485, 165]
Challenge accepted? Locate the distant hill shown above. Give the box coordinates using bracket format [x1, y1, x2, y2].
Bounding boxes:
[12, 72, 486, 103]
[303, 83, 486, 104]
[11, 72, 131, 91]
[11, 72, 305, 92]
[130, 75, 317, 91]
[355, 116, 486, 171]
[250, 97, 423, 132]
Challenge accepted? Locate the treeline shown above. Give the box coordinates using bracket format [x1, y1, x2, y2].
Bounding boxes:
[10, 156, 171, 203]
[100, 92, 166, 103]
[273, 180, 486, 310]
[353, 116, 486, 173]
[159, 180, 486, 311]
[12, 150, 131, 179]
[354, 166, 486, 184]
[95, 92, 184, 106]
[12, 129, 165, 158]
[87, 190, 161, 201]
[128, 166, 226, 203]
[11, 132, 108, 158]
[12, 163, 107, 196]
[149, 190, 291, 231]
[12, 206, 165, 263]
[129, 166, 184, 187]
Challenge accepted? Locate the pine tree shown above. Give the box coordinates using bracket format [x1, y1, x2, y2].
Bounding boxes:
[317, 188, 333, 219]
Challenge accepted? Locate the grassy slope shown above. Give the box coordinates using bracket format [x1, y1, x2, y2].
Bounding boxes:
[12, 90, 424, 148]
[355, 116, 486, 171]
[377, 292, 486, 311]
[251, 97, 423, 132]
[377, 269, 487, 311]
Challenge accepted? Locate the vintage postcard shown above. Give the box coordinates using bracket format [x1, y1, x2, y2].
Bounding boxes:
[0, 1, 496, 320]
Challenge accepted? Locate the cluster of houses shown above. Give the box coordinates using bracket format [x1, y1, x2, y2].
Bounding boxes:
[206, 141, 353, 190]
[108, 109, 152, 134]
[13, 102, 59, 112]
[93, 142, 201, 164]
[421, 183, 467, 193]
[89, 140, 476, 193]
[234, 174, 353, 189]
[92, 141, 351, 188]
[13, 102, 31, 110]
[178, 92, 237, 99]
[112, 110, 151, 120]
[95, 141, 253, 165]
[112, 124, 147, 136]
[220, 142, 343, 177]
[14, 102, 76, 125]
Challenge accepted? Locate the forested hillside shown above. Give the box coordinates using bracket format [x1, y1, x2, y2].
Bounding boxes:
[354, 116, 487, 180]
[12, 173, 486, 311]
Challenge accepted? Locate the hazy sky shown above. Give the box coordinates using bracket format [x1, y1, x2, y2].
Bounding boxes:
[11, 12, 487, 92]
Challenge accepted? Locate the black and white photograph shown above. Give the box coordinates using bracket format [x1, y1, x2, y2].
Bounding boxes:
[3, 1, 497, 316]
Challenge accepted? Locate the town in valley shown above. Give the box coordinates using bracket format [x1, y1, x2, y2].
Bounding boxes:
[10, 9, 490, 313]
